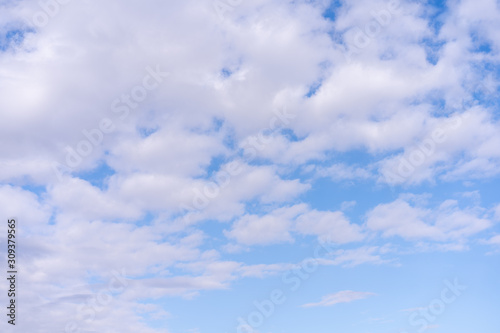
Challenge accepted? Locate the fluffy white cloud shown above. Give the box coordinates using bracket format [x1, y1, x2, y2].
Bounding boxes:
[366, 198, 492, 242]
[378, 109, 500, 185]
[225, 204, 308, 245]
[295, 210, 365, 243]
[225, 204, 365, 246]
[48, 178, 142, 221]
[107, 120, 227, 177]
[0, 0, 499, 331]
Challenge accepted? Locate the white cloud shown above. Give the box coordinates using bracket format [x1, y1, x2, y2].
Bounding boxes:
[366, 198, 492, 242]
[482, 235, 500, 246]
[48, 178, 142, 221]
[295, 210, 365, 244]
[224, 204, 308, 246]
[0, 0, 499, 331]
[225, 204, 365, 246]
[316, 163, 372, 181]
[0, 185, 51, 230]
[107, 120, 227, 177]
[366, 199, 438, 239]
[302, 290, 375, 308]
[495, 204, 500, 221]
[325, 246, 395, 267]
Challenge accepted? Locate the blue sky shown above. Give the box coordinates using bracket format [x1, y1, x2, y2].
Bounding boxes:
[0, 0, 499, 332]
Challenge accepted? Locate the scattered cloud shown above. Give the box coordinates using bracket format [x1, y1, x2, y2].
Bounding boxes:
[302, 290, 376, 308]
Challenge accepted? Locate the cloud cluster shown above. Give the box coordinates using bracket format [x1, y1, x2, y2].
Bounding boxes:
[0, 0, 499, 331]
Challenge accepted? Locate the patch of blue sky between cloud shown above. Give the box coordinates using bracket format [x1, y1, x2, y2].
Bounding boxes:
[0, 26, 34, 52]
[419, 0, 449, 35]
[470, 35, 493, 54]
[305, 79, 323, 98]
[137, 126, 160, 139]
[130, 211, 156, 228]
[322, 0, 343, 22]
[305, 61, 331, 98]
[18, 183, 46, 197]
[220, 68, 232, 78]
[198, 154, 229, 180]
[74, 161, 116, 190]
[420, 37, 446, 65]
[279, 128, 301, 142]
[301, 176, 392, 217]
[407, 89, 453, 117]
[398, 1, 449, 67]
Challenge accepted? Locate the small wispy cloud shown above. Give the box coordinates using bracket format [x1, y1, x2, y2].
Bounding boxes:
[301, 290, 376, 308]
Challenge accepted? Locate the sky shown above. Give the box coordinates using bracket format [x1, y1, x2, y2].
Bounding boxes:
[0, 0, 499, 332]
